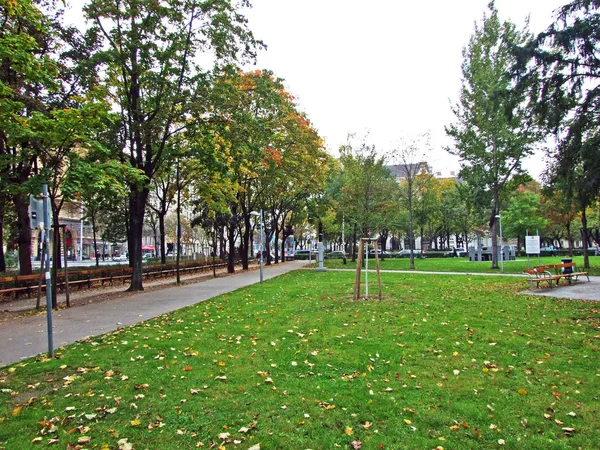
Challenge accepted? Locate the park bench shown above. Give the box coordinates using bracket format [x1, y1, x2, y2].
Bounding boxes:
[96, 267, 132, 285]
[0, 276, 31, 298]
[524, 262, 589, 290]
[1, 260, 232, 301]
[550, 262, 589, 284]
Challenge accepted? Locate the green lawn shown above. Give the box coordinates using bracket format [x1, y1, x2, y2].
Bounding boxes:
[321, 254, 600, 276]
[1, 270, 599, 449]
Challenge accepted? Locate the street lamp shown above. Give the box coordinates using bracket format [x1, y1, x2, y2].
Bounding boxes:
[250, 210, 264, 283]
[495, 214, 504, 273]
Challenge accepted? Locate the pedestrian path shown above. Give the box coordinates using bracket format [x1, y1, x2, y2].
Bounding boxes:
[0, 261, 305, 368]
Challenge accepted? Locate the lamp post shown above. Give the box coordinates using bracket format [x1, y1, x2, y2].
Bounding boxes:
[495, 214, 504, 273]
[250, 210, 264, 283]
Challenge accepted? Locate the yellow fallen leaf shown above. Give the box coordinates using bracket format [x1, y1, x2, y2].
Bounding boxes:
[518, 389, 528, 395]
[130, 419, 141, 427]
[345, 426, 354, 435]
[404, 419, 412, 425]
[12, 406, 22, 416]
[362, 421, 372, 429]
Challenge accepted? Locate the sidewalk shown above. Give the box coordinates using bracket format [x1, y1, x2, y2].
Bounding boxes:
[0, 261, 306, 368]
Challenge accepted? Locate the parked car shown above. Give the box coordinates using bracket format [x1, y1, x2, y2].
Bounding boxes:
[143, 252, 154, 260]
[294, 249, 314, 260]
[368, 249, 391, 258]
[325, 251, 346, 259]
[446, 247, 467, 257]
[396, 249, 421, 258]
[112, 254, 128, 262]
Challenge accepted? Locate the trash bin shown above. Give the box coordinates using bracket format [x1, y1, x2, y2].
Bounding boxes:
[561, 258, 573, 274]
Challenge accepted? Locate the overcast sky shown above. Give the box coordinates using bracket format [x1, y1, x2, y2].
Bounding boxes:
[241, 0, 567, 178]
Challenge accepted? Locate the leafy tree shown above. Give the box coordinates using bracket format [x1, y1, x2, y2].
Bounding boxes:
[0, 0, 59, 274]
[514, 0, 600, 267]
[502, 187, 547, 250]
[446, 2, 539, 269]
[338, 138, 395, 261]
[389, 133, 432, 269]
[84, 0, 262, 290]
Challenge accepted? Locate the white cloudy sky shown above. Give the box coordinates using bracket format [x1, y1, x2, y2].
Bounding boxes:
[241, 0, 567, 178]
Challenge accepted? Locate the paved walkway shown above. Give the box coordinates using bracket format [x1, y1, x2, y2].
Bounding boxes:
[1, 263, 597, 368]
[0, 261, 306, 368]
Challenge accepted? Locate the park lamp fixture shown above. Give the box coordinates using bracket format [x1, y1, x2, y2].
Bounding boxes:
[250, 210, 264, 283]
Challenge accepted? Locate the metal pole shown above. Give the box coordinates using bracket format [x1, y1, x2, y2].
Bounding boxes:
[42, 185, 53, 358]
[259, 210, 264, 283]
[79, 202, 84, 262]
[365, 242, 369, 299]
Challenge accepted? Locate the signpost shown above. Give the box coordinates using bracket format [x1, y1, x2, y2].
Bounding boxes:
[525, 234, 541, 267]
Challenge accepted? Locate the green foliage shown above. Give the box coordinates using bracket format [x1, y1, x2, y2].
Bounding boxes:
[502, 190, 548, 239]
[446, 2, 540, 224]
[337, 139, 396, 237]
[514, 0, 600, 234]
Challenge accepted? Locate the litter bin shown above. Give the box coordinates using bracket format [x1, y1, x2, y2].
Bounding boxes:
[561, 258, 573, 274]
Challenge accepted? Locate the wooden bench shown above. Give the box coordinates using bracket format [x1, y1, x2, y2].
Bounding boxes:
[551, 262, 589, 284]
[0, 276, 33, 298]
[524, 263, 589, 289]
[523, 266, 564, 289]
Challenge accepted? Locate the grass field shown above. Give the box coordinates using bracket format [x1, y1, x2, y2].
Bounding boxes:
[321, 254, 600, 276]
[1, 269, 599, 449]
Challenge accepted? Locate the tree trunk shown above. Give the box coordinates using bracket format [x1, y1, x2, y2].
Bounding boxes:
[12, 191, 33, 275]
[127, 189, 149, 291]
[581, 208, 590, 269]
[51, 218, 61, 309]
[158, 208, 167, 264]
[227, 224, 236, 273]
[490, 217, 499, 270]
[240, 217, 250, 270]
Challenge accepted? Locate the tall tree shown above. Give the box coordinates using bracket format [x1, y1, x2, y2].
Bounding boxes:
[85, 0, 261, 290]
[388, 133, 432, 269]
[0, 0, 58, 274]
[502, 187, 547, 251]
[446, 2, 539, 269]
[338, 138, 395, 260]
[514, 0, 600, 268]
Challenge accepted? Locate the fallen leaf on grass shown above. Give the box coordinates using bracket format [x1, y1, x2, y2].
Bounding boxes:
[351, 439, 362, 449]
[117, 438, 133, 450]
[344, 426, 354, 435]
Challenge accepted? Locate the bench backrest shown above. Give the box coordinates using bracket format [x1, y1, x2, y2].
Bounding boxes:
[557, 262, 576, 268]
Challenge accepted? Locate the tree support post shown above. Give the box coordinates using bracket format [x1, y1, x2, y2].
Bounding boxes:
[353, 238, 382, 300]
